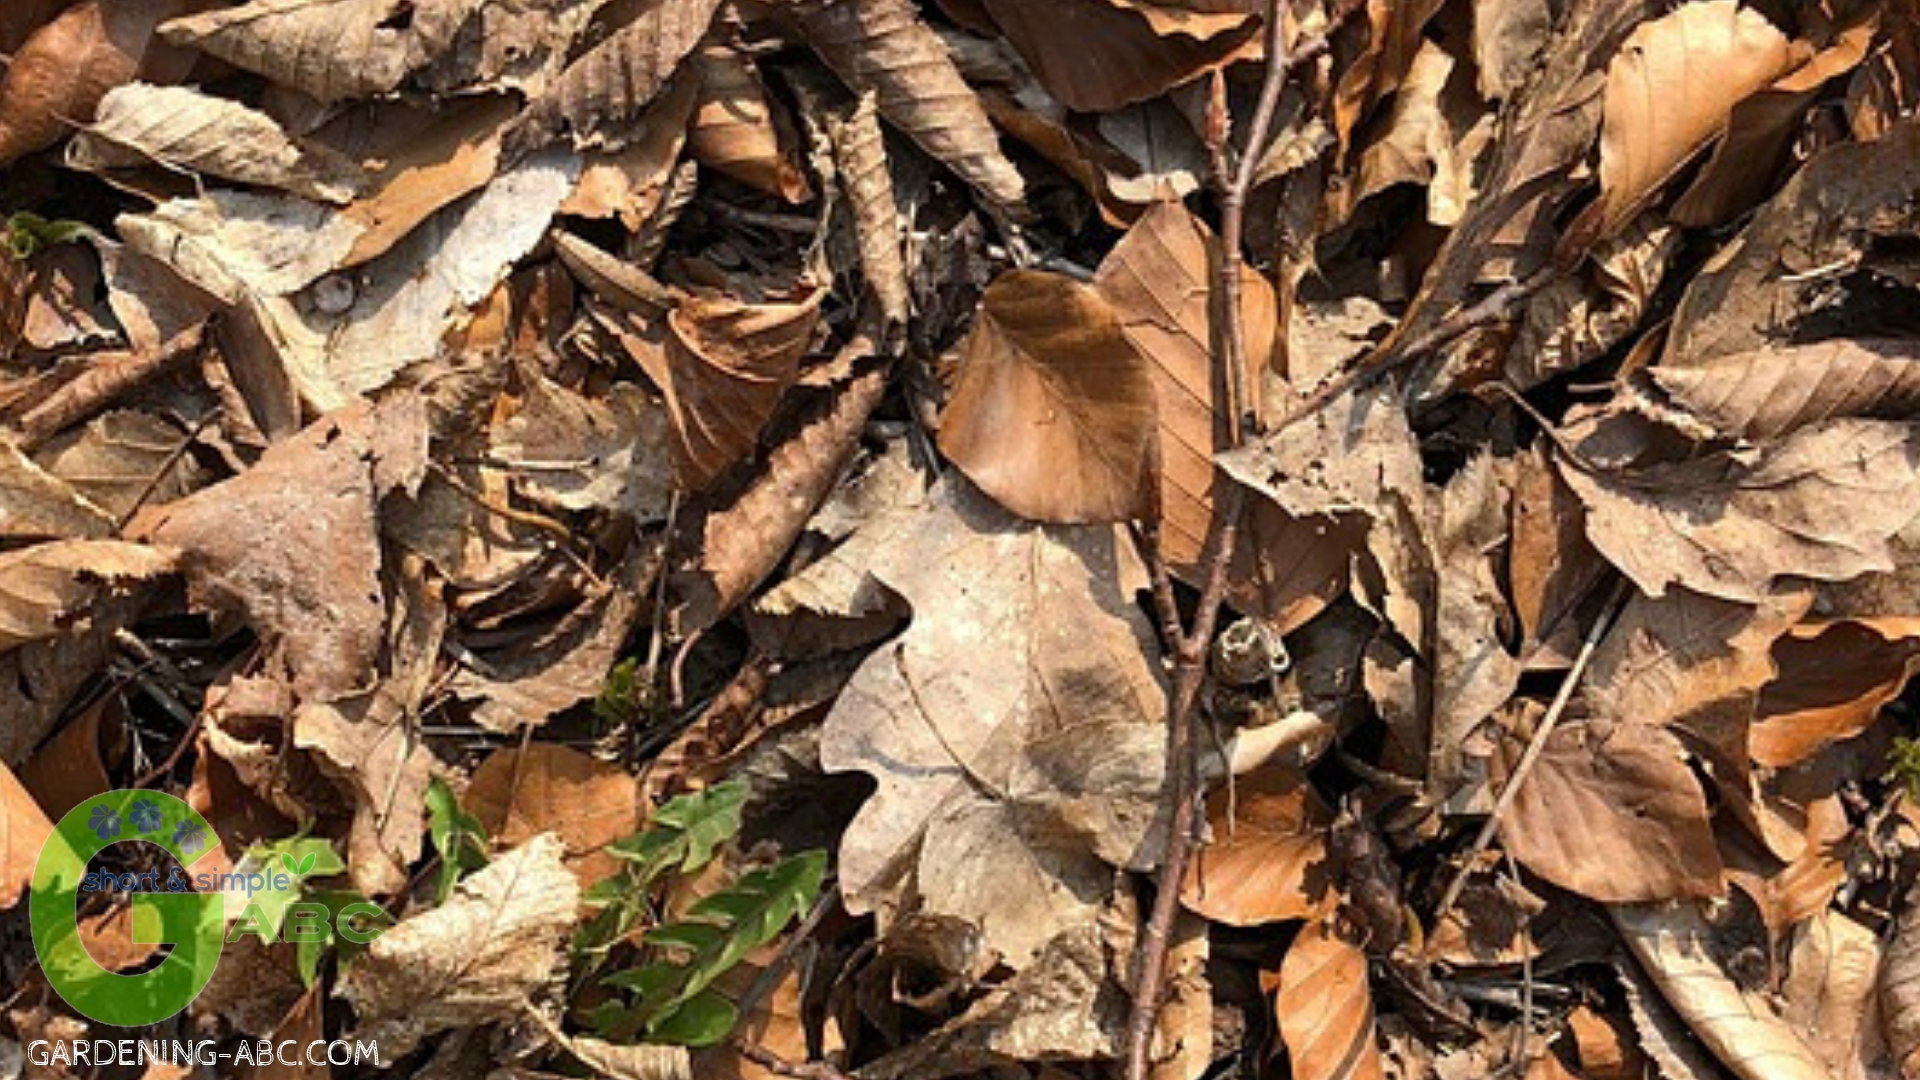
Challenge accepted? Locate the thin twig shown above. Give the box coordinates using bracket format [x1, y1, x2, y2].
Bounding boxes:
[734, 1043, 854, 1080]
[1432, 577, 1630, 925]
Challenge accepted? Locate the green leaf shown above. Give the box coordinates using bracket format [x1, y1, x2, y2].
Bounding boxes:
[294, 889, 392, 989]
[242, 837, 344, 938]
[426, 776, 489, 904]
[647, 989, 738, 1048]
[4, 212, 94, 260]
[608, 780, 748, 883]
[596, 656, 644, 728]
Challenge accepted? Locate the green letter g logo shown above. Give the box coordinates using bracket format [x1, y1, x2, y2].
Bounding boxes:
[30, 790, 224, 1026]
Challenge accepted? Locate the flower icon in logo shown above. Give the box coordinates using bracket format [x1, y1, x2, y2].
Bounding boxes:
[172, 819, 207, 854]
[87, 806, 121, 841]
[129, 798, 165, 834]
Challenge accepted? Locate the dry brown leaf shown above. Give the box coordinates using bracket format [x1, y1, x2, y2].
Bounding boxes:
[1780, 909, 1886, 1078]
[688, 46, 811, 203]
[658, 290, 823, 491]
[1652, 338, 1920, 442]
[1472, 0, 1555, 101]
[564, 77, 700, 230]
[1508, 442, 1602, 649]
[819, 477, 1167, 967]
[1576, 0, 1799, 245]
[235, 989, 330, 1080]
[0, 592, 141, 767]
[463, 743, 638, 881]
[1499, 720, 1723, 903]
[0, 761, 53, 910]
[491, 372, 671, 525]
[1885, 882, 1920, 1078]
[978, 0, 1257, 113]
[68, 82, 361, 203]
[134, 395, 429, 702]
[514, 0, 722, 150]
[1332, 0, 1447, 151]
[1612, 901, 1834, 1080]
[1337, 36, 1491, 228]
[158, 0, 459, 104]
[793, 0, 1027, 212]
[339, 833, 580, 1057]
[0, 539, 176, 650]
[1427, 455, 1521, 793]
[824, 90, 910, 328]
[1753, 621, 1920, 768]
[1179, 766, 1331, 926]
[336, 95, 518, 269]
[0, 438, 113, 541]
[1091, 200, 1275, 569]
[1557, 418, 1920, 604]
[0, 1, 171, 167]
[938, 269, 1157, 524]
[35, 409, 210, 523]
[1273, 919, 1385, 1080]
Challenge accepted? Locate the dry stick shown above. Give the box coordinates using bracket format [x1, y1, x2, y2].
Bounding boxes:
[1431, 577, 1631, 925]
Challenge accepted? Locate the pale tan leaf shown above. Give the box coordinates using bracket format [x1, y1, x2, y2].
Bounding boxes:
[1884, 883, 1920, 1078]
[0, 761, 54, 910]
[159, 0, 452, 103]
[565, 1037, 691, 1080]
[819, 477, 1167, 968]
[1179, 767, 1331, 926]
[1499, 720, 1722, 903]
[688, 46, 811, 203]
[514, 0, 722, 150]
[1581, 0, 1799, 243]
[938, 269, 1157, 524]
[657, 290, 823, 491]
[794, 0, 1026, 211]
[1471, 0, 1556, 101]
[1780, 909, 1886, 1078]
[1274, 920, 1384, 1080]
[339, 833, 580, 1058]
[1427, 455, 1521, 792]
[336, 95, 518, 269]
[35, 409, 210, 523]
[133, 395, 429, 702]
[1612, 901, 1834, 1080]
[68, 82, 360, 203]
[0, 438, 113, 541]
[116, 189, 367, 302]
[0, 539, 176, 650]
[1557, 418, 1920, 603]
[491, 373, 671, 525]
[1652, 338, 1920, 442]
[0, 1, 171, 167]
[1092, 200, 1275, 569]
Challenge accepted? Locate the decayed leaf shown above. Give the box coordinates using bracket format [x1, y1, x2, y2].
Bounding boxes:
[134, 395, 429, 703]
[1179, 767, 1331, 926]
[938, 270, 1157, 524]
[36, 409, 210, 523]
[819, 478, 1167, 967]
[1091, 201, 1275, 569]
[688, 47, 811, 203]
[657, 290, 824, 491]
[793, 0, 1027, 211]
[0, 1, 171, 166]
[158, 0, 458, 104]
[1780, 909, 1885, 1078]
[0, 762, 54, 909]
[68, 83, 360, 203]
[979, 0, 1257, 113]
[1652, 338, 1920, 442]
[1557, 418, 1920, 603]
[1472, 0, 1556, 101]
[1426, 455, 1521, 793]
[339, 833, 581, 1057]
[514, 0, 722, 150]
[1498, 720, 1723, 903]
[1273, 920, 1384, 1080]
[1885, 883, 1920, 1078]
[0, 540, 176, 650]
[116, 189, 367, 302]
[491, 373, 671, 525]
[1576, 0, 1799, 245]
[463, 743, 638, 878]
[1095, 98, 1209, 208]
[0, 439, 113, 540]
[1612, 901, 1834, 1080]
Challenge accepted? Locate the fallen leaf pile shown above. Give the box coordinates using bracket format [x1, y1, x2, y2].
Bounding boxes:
[4, 0, 1920, 1078]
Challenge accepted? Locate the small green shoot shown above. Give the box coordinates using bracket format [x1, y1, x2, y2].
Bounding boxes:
[426, 776, 490, 904]
[1888, 735, 1920, 801]
[4, 211, 93, 260]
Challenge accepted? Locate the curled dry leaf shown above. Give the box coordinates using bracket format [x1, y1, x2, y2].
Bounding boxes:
[978, 0, 1259, 113]
[0, 539, 175, 650]
[825, 90, 911, 328]
[1498, 720, 1723, 903]
[339, 833, 581, 1058]
[1652, 338, 1920, 442]
[1557, 418, 1920, 603]
[793, 0, 1027, 212]
[1886, 883, 1920, 1077]
[1752, 620, 1920, 768]
[1273, 919, 1384, 1080]
[133, 395, 429, 703]
[1091, 200, 1275, 570]
[68, 83, 361, 204]
[937, 270, 1157, 524]
[819, 477, 1167, 968]
[0, 0, 170, 167]
[1573, 0, 1799, 247]
[659, 289, 824, 491]
[688, 46, 812, 204]
[159, 0, 437, 103]
[514, 0, 723, 150]
[1612, 901, 1834, 1080]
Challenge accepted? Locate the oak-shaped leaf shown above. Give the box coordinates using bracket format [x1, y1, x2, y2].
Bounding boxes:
[938, 270, 1157, 524]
